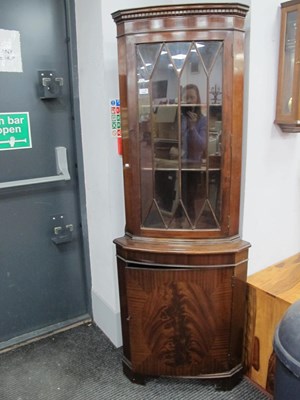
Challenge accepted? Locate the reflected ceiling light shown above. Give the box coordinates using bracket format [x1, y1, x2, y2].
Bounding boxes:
[172, 54, 186, 60]
[140, 63, 151, 70]
[191, 43, 205, 52]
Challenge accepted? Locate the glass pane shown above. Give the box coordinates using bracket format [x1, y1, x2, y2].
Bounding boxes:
[206, 45, 223, 228]
[151, 45, 180, 226]
[142, 200, 166, 229]
[180, 43, 208, 166]
[168, 42, 191, 72]
[138, 41, 223, 230]
[155, 170, 179, 227]
[282, 10, 297, 115]
[179, 43, 208, 226]
[198, 41, 222, 73]
[137, 49, 153, 223]
[195, 200, 218, 229]
[138, 44, 161, 76]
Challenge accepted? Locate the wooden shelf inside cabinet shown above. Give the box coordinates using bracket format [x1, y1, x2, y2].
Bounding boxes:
[154, 158, 221, 170]
[112, 3, 250, 388]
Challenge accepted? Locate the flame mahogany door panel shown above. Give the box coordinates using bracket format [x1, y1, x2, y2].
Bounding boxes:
[126, 266, 233, 376]
[115, 241, 249, 386]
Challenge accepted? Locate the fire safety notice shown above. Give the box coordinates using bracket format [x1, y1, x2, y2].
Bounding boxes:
[0, 112, 32, 151]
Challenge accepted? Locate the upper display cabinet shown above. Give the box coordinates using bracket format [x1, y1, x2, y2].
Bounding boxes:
[276, 0, 300, 132]
[112, 3, 249, 240]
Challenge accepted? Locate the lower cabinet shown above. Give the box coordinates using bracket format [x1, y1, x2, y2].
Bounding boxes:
[115, 237, 250, 387]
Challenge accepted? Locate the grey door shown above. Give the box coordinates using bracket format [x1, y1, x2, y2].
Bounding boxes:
[0, 0, 90, 347]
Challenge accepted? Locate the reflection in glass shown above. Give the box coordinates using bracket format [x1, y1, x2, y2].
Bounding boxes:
[198, 41, 222, 73]
[138, 44, 161, 76]
[138, 41, 223, 230]
[282, 10, 297, 115]
[168, 42, 191, 72]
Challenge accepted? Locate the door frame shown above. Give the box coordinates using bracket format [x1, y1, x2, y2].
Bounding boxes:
[65, 0, 92, 309]
[65, 0, 92, 316]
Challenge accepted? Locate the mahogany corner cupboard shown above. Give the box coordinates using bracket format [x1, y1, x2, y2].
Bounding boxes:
[112, 3, 250, 389]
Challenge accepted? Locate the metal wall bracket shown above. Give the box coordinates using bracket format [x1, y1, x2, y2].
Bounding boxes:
[51, 214, 74, 244]
[38, 70, 64, 99]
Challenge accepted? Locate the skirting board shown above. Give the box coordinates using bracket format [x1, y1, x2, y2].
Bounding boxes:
[92, 290, 122, 348]
[0, 314, 92, 353]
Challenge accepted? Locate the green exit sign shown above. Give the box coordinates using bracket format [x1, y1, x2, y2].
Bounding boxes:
[0, 112, 32, 151]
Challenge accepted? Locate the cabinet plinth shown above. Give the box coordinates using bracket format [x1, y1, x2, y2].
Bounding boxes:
[112, 3, 250, 387]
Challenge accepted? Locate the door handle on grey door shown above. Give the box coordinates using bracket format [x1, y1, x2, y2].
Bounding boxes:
[0, 146, 70, 189]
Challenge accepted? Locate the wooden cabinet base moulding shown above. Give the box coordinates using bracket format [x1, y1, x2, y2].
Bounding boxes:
[115, 236, 250, 388]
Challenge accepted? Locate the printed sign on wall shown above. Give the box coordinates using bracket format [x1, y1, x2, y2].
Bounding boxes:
[0, 29, 23, 73]
[0, 112, 32, 151]
[110, 99, 121, 137]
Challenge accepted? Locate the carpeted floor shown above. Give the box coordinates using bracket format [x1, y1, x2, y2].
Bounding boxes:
[0, 323, 270, 400]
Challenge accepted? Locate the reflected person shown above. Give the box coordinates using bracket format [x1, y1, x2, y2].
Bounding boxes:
[181, 83, 207, 162]
[170, 84, 208, 223]
[169, 84, 207, 162]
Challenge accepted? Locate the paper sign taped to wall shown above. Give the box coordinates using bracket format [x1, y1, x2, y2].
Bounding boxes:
[0, 29, 23, 73]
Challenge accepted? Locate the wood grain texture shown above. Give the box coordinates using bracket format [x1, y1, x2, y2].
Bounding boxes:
[116, 238, 249, 381]
[126, 267, 233, 376]
[247, 253, 300, 303]
[245, 252, 300, 394]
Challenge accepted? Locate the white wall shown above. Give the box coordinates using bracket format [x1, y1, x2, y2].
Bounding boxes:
[75, 0, 124, 346]
[75, 0, 300, 346]
[241, 0, 300, 275]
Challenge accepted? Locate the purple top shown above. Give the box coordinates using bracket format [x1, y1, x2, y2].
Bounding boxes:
[181, 114, 207, 162]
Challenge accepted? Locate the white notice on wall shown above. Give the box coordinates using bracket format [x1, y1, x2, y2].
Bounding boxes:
[0, 29, 23, 73]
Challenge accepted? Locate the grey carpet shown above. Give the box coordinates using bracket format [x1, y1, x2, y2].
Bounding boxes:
[0, 323, 270, 400]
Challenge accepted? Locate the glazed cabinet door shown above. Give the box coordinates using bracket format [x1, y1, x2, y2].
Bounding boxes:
[125, 265, 234, 377]
[119, 26, 245, 240]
